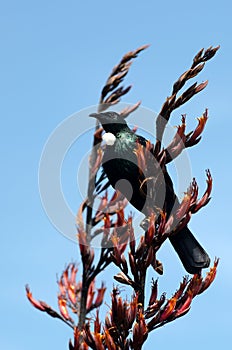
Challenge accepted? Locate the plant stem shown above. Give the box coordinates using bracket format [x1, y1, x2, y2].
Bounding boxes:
[78, 274, 89, 329]
[138, 269, 146, 308]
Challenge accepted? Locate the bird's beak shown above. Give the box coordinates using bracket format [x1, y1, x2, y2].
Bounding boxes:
[89, 113, 109, 125]
[89, 113, 102, 120]
[89, 113, 107, 127]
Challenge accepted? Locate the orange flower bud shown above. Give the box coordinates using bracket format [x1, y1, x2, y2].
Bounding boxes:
[187, 273, 203, 297]
[94, 283, 106, 308]
[175, 290, 193, 317]
[94, 333, 105, 350]
[149, 279, 158, 306]
[193, 169, 212, 213]
[126, 295, 138, 327]
[145, 213, 155, 245]
[176, 191, 191, 220]
[58, 295, 71, 321]
[86, 280, 95, 311]
[132, 312, 148, 347]
[62, 267, 69, 288]
[190, 178, 198, 205]
[159, 296, 177, 322]
[104, 329, 117, 350]
[186, 109, 208, 147]
[114, 272, 133, 286]
[198, 258, 219, 294]
[68, 284, 77, 305]
[25, 285, 46, 311]
[58, 279, 66, 297]
[116, 208, 125, 227]
[94, 309, 101, 334]
[70, 264, 78, 287]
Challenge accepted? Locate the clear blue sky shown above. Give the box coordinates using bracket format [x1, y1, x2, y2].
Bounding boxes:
[1, 1, 231, 349]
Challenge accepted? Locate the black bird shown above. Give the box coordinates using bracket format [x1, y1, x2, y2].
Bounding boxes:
[90, 111, 210, 274]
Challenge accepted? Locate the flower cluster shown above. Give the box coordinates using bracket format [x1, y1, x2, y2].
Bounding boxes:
[26, 203, 219, 349]
[145, 258, 219, 331]
[26, 264, 106, 330]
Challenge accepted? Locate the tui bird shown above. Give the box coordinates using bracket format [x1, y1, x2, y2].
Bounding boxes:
[90, 111, 210, 274]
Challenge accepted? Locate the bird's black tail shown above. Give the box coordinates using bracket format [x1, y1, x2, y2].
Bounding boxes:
[169, 226, 210, 274]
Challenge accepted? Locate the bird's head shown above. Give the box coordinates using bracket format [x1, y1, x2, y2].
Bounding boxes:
[89, 111, 129, 135]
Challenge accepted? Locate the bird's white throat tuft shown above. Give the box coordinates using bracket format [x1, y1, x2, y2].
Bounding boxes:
[102, 132, 116, 145]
